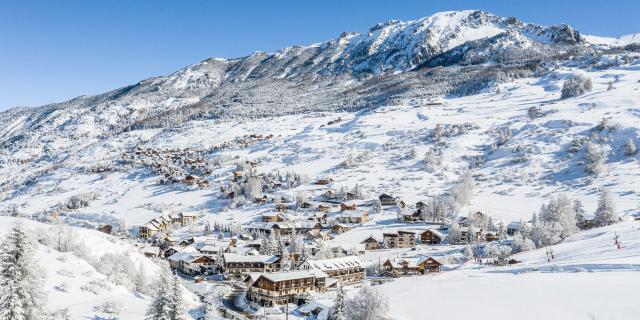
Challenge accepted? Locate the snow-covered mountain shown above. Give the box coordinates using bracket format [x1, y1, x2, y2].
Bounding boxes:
[1, 9, 639, 222]
[2, 9, 640, 320]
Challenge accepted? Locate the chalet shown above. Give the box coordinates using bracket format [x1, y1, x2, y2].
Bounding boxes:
[324, 189, 337, 200]
[139, 223, 160, 239]
[143, 245, 161, 258]
[163, 246, 180, 258]
[577, 213, 595, 230]
[317, 205, 330, 213]
[245, 270, 329, 306]
[296, 221, 322, 234]
[337, 211, 368, 224]
[308, 211, 328, 224]
[506, 221, 522, 236]
[261, 212, 286, 223]
[398, 231, 416, 248]
[314, 178, 333, 185]
[275, 203, 289, 212]
[460, 227, 482, 242]
[168, 252, 215, 276]
[383, 233, 398, 248]
[175, 212, 197, 226]
[361, 236, 381, 250]
[223, 253, 280, 276]
[197, 180, 210, 188]
[401, 209, 424, 223]
[98, 224, 113, 235]
[306, 230, 332, 241]
[254, 195, 269, 204]
[299, 202, 314, 209]
[383, 231, 416, 248]
[379, 194, 397, 206]
[383, 256, 442, 276]
[485, 232, 499, 242]
[340, 202, 357, 211]
[419, 229, 444, 245]
[183, 175, 197, 185]
[331, 223, 352, 234]
[299, 256, 364, 285]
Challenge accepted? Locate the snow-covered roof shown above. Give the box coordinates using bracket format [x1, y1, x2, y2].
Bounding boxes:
[302, 256, 363, 271]
[223, 253, 279, 264]
[261, 270, 322, 282]
[143, 245, 160, 255]
[339, 211, 367, 218]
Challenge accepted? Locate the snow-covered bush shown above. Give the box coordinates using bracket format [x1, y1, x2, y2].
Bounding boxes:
[585, 142, 607, 176]
[593, 190, 617, 227]
[66, 192, 98, 210]
[94, 301, 122, 316]
[346, 285, 389, 320]
[560, 75, 592, 99]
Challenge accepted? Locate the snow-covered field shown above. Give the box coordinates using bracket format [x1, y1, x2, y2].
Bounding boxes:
[384, 221, 640, 320]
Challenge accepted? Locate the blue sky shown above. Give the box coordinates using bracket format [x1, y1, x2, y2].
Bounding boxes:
[1, 0, 639, 111]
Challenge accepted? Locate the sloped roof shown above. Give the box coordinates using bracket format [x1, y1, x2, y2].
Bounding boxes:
[223, 253, 279, 264]
[303, 256, 363, 271]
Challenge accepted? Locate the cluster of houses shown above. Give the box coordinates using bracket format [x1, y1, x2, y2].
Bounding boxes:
[245, 256, 365, 306]
[361, 228, 446, 250]
[143, 229, 366, 307]
[138, 212, 198, 239]
[122, 134, 273, 188]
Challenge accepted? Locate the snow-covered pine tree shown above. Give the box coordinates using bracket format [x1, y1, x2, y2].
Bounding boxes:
[166, 273, 187, 320]
[0, 221, 49, 320]
[329, 285, 347, 320]
[625, 137, 637, 156]
[280, 244, 291, 271]
[345, 284, 389, 320]
[446, 218, 461, 244]
[573, 199, 586, 225]
[594, 190, 617, 227]
[145, 262, 173, 320]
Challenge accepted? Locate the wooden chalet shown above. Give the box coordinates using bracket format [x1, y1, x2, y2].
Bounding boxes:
[245, 270, 329, 306]
[183, 175, 198, 185]
[379, 194, 397, 206]
[98, 224, 113, 235]
[401, 209, 424, 222]
[419, 229, 444, 244]
[383, 256, 442, 276]
[336, 211, 368, 224]
[261, 212, 286, 223]
[340, 202, 357, 211]
[331, 223, 352, 234]
[361, 236, 381, 250]
[383, 231, 416, 248]
[223, 253, 280, 276]
[168, 252, 215, 276]
[314, 178, 333, 185]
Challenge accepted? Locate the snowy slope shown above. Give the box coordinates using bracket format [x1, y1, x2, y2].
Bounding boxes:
[0, 217, 201, 319]
[383, 221, 640, 320]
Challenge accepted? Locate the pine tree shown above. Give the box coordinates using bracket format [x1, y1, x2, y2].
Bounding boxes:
[625, 137, 637, 156]
[329, 285, 347, 320]
[446, 218, 461, 244]
[0, 221, 49, 320]
[145, 262, 173, 320]
[594, 190, 617, 227]
[573, 199, 586, 224]
[167, 273, 187, 320]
